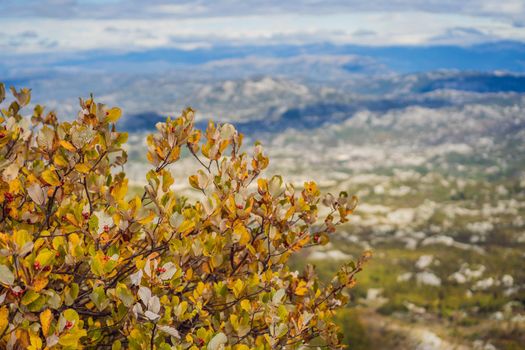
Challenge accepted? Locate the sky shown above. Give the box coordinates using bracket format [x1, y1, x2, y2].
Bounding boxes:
[1, 0, 525, 55]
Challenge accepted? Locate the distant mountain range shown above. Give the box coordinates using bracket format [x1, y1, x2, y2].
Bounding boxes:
[118, 71, 525, 134]
[2, 41, 525, 85]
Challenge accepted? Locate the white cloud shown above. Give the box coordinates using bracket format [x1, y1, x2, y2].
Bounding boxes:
[0, 11, 524, 54]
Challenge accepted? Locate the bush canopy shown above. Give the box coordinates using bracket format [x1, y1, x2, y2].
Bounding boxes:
[0, 83, 367, 349]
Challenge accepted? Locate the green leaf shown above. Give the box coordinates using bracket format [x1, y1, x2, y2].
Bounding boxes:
[22, 290, 40, 305]
[64, 283, 79, 306]
[90, 286, 110, 311]
[116, 283, 134, 307]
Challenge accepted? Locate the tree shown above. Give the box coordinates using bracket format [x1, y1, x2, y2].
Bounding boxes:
[0, 83, 368, 349]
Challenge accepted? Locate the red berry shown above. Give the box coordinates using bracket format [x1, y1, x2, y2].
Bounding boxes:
[55, 251, 60, 257]
[61, 216, 67, 222]
[43, 266, 51, 272]
[103, 225, 110, 232]
[82, 212, 90, 220]
[196, 338, 205, 346]
[103, 255, 110, 262]
[313, 234, 320, 243]
[65, 320, 73, 330]
[0, 133, 5, 138]
[157, 267, 166, 274]
[33, 261, 41, 271]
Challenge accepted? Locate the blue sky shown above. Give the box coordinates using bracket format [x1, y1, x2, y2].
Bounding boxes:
[1, 0, 524, 54]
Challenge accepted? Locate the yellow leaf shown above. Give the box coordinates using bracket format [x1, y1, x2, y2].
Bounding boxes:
[54, 154, 69, 168]
[233, 223, 250, 246]
[35, 249, 55, 267]
[42, 169, 61, 186]
[188, 175, 199, 189]
[33, 277, 49, 292]
[59, 140, 76, 152]
[66, 213, 80, 227]
[178, 220, 195, 236]
[75, 163, 90, 174]
[240, 299, 251, 312]
[137, 210, 155, 225]
[0, 306, 8, 336]
[28, 330, 43, 350]
[40, 309, 52, 336]
[8, 178, 22, 193]
[232, 279, 244, 298]
[105, 107, 122, 123]
[294, 281, 308, 296]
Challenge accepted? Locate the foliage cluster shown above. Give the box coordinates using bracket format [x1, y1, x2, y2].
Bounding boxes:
[0, 83, 367, 349]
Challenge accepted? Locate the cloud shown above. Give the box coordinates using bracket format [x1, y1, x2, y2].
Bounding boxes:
[430, 27, 495, 45]
[1, 0, 524, 23]
[352, 30, 377, 37]
[0, 2, 524, 54]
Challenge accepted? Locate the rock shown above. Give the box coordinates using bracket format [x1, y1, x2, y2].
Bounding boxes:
[473, 277, 495, 291]
[449, 272, 467, 284]
[502, 274, 514, 287]
[308, 249, 351, 260]
[416, 255, 434, 270]
[416, 272, 442, 287]
[404, 301, 426, 314]
[414, 330, 443, 350]
[397, 272, 413, 282]
[490, 311, 504, 320]
[366, 288, 383, 301]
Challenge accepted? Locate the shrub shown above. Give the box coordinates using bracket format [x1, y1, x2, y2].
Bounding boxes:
[0, 83, 368, 349]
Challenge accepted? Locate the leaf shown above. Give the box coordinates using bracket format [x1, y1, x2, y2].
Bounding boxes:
[35, 248, 55, 267]
[159, 262, 177, 280]
[37, 126, 55, 151]
[158, 325, 180, 339]
[74, 163, 90, 174]
[269, 175, 283, 197]
[13, 229, 32, 250]
[0, 265, 14, 285]
[232, 223, 250, 246]
[10, 86, 31, 106]
[138, 286, 151, 305]
[207, 332, 227, 350]
[22, 290, 40, 305]
[0, 306, 8, 336]
[137, 210, 155, 225]
[240, 299, 251, 312]
[58, 329, 87, 347]
[27, 183, 46, 206]
[116, 283, 134, 307]
[42, 169, 61, 186]
[40, 309, 52, 336]
[2, 163, 20, 181]
[33, 277, 49, 292]
[294, 281, 308, 296]
[90, 286, 109, 311]
[148, 295, 160, 314]
[272, 289, 286, 305]
[129, 269, 143, 286]
[189, 175, 200, 190]
[53, 154, 69, 168]
[231, 279, 244, 298]
[59, 140, 76, 152]
[105, 107, 122, 123]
